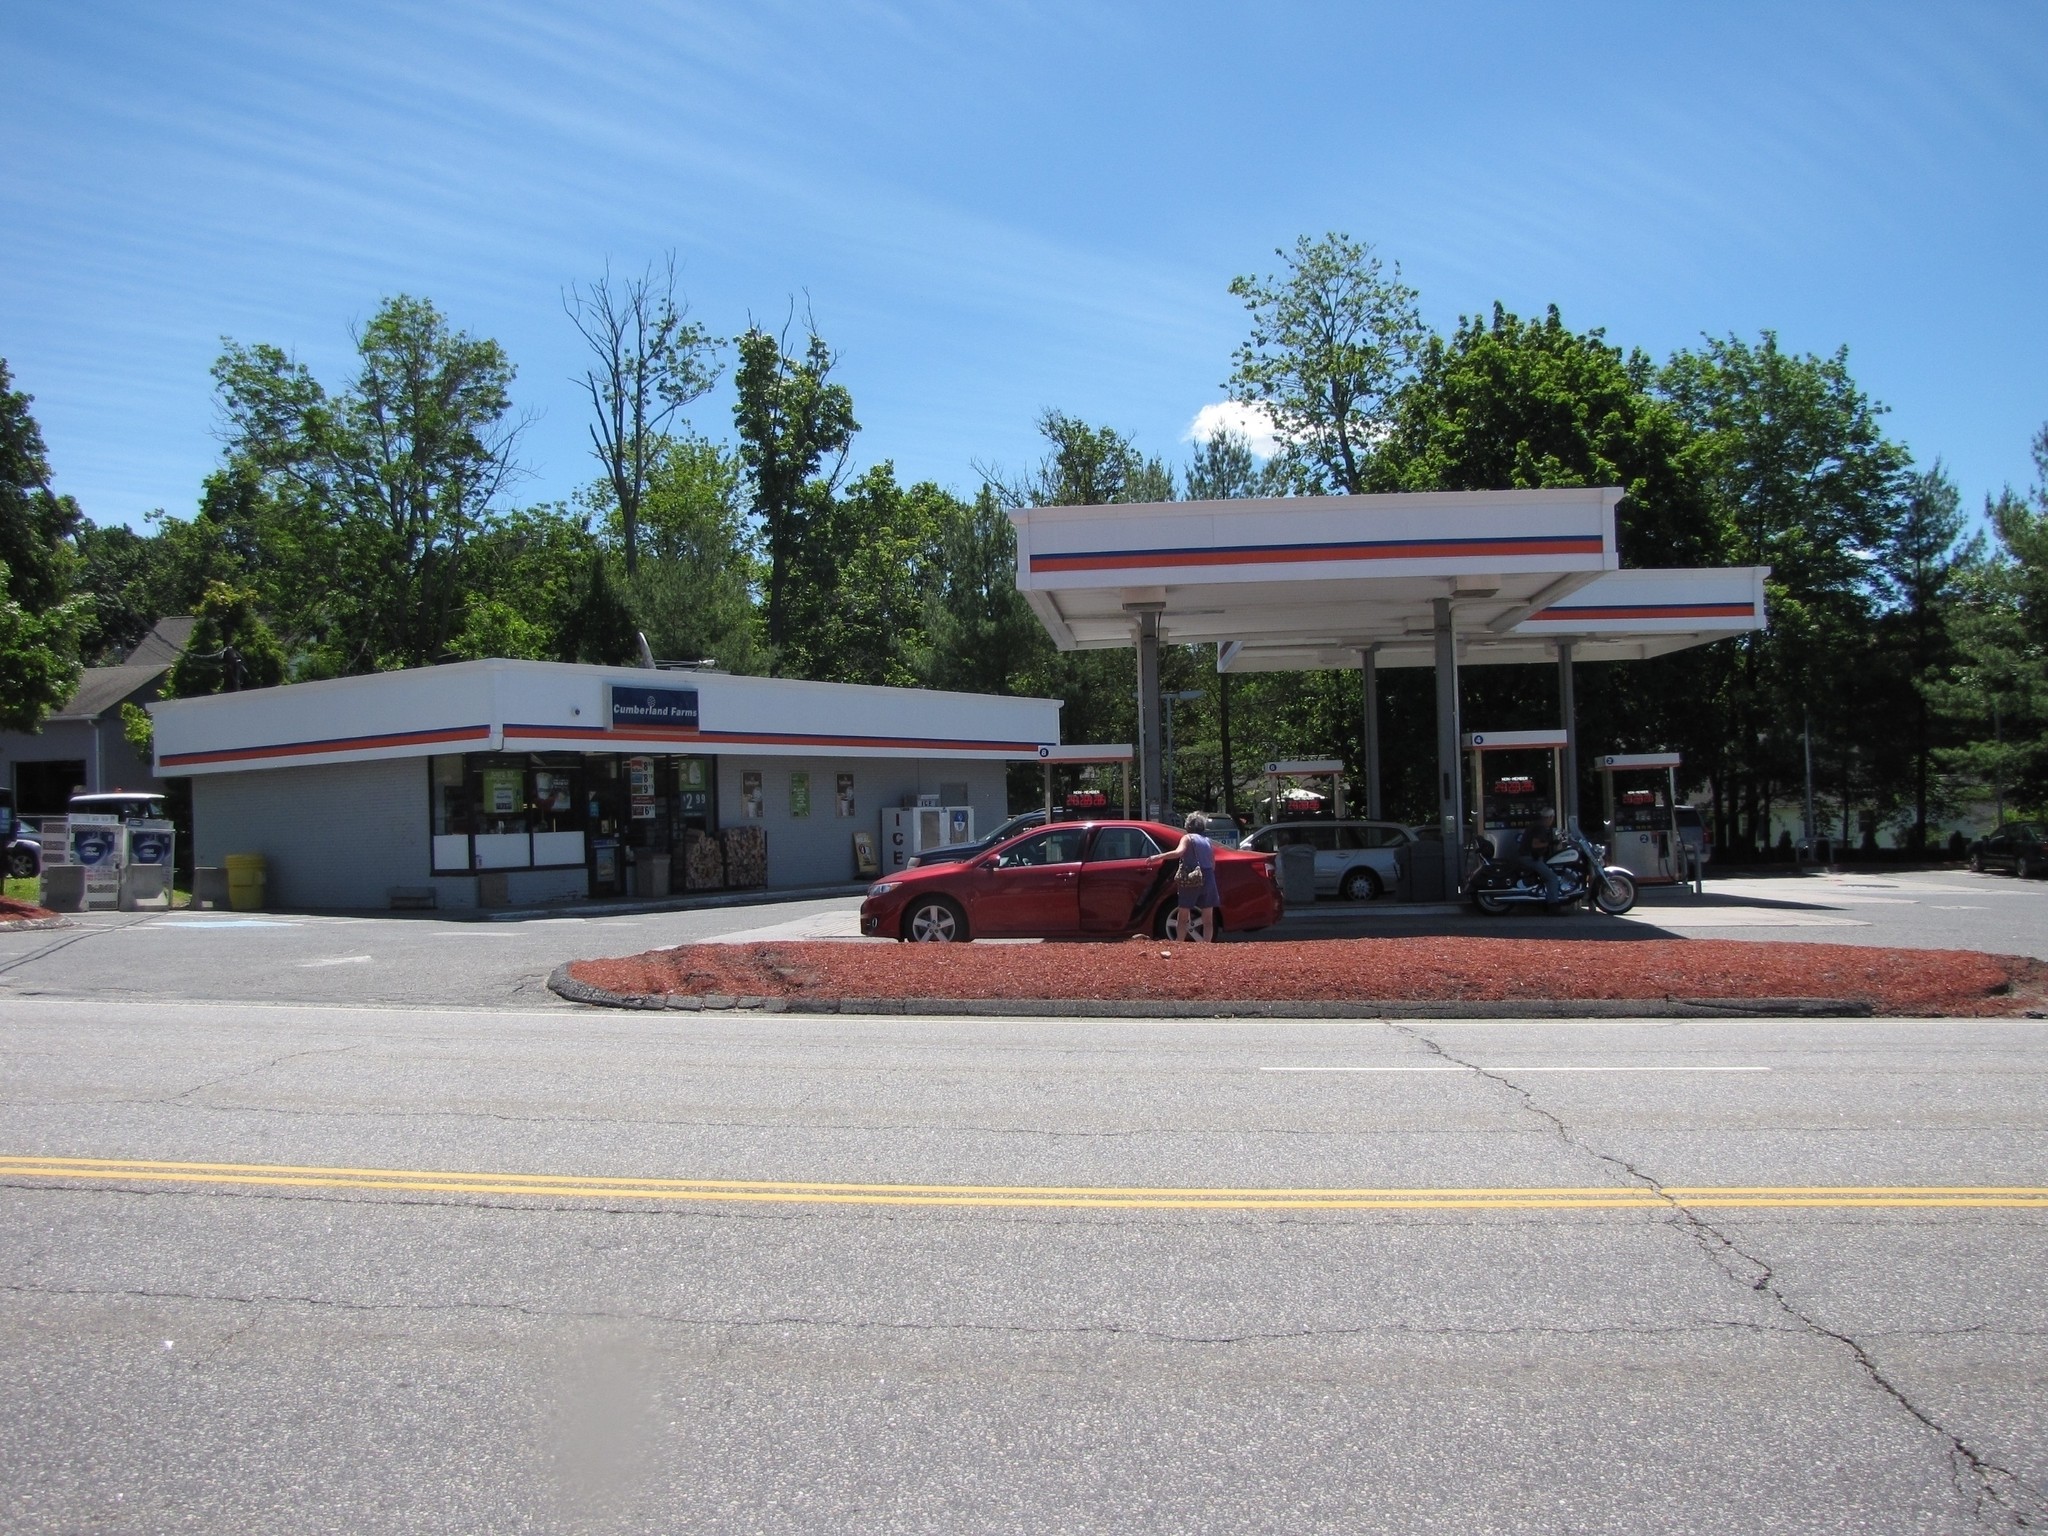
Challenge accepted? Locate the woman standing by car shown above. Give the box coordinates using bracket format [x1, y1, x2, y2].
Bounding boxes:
[1172, 812, 1220, 942]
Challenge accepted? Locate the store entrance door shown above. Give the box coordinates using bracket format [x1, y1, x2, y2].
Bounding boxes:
[585, 755, 627, 897]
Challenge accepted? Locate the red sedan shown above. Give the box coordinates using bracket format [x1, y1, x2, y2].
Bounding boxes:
[859, 820, 1283, 942]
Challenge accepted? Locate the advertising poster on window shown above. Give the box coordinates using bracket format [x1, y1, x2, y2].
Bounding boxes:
[627, 756, 656, 820]
[835, 773, 855, 817]
[482, 769, 523, 817]
[742, 770, 763, 818]
[789, 772, 810, 818]
[852, 830, 879, 877]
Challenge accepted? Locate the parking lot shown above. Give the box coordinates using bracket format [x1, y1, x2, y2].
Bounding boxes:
[5, 867, 2044, 1012]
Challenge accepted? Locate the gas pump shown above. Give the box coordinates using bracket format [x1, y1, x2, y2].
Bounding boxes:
[1259, 759, 1346, 824]
[1462, 730, 1567, 871]
[1599, 752, 1687, 886]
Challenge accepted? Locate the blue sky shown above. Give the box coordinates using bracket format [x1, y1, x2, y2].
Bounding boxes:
[5, 2, 2044, 532]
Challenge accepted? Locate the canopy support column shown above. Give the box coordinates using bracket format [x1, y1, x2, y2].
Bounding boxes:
[1359, 645, 1382, 822]
[1135, 609, 1163, 820]
[1218, 654, 1235, 822]
[1433, 598, 1463, 894]
[1557, 641, 1579, 828]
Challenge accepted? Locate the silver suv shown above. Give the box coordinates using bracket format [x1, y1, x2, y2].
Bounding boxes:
[1240, 819, 1420, 900]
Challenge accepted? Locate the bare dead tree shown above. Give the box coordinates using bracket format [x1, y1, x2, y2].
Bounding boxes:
[564, 255, 721, 576]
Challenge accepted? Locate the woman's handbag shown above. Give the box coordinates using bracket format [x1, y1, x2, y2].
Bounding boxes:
[1177, 863, 1207, 893]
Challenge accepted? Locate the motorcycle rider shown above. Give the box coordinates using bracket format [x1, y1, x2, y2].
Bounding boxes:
[1512, 804, 1565, 906]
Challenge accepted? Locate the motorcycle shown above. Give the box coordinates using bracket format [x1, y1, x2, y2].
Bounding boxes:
[1465, 819, 1637, 916]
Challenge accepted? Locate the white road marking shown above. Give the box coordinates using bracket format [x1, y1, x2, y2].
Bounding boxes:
[702, 911, 872, 944]
[1262, 1065, 1772, 1073]
[154, 919, 300, 929]
[1617, 911, 1867, 928]
[298, 955, 374, 968]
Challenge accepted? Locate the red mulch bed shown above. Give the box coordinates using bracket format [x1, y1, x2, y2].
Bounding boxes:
[570, 937, 2048, 1017]
[0, 894, 56, 922]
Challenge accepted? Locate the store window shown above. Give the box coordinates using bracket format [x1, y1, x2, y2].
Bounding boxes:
[430, 754, 590, 874]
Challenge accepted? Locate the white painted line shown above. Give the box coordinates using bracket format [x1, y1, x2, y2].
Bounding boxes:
[1262, 1065, 1772, 1073]
[1616, 912, 1868, 928]
[298, 955, 374, 968]
[154, 919, 301, 930]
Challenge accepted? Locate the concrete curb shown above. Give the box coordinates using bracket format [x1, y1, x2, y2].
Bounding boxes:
[543, 966, 1873, 1019]
[0, 915, 67, 931]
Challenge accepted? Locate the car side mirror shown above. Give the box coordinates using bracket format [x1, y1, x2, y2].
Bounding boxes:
[976, 855, 998, 871]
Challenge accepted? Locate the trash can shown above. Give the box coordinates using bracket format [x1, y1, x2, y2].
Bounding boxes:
[1277, 843, 1317, 905]
[1394, 843, 1447, 903]
[224, 852, 266, 912]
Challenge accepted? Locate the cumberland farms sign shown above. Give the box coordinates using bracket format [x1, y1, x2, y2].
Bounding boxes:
[609, 684, 700, 732]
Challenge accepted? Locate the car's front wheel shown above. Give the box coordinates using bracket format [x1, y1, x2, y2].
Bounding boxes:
[1339, 866, 1382, 901]
[902, 897, 968, 942]
[1969, 851, 1985, 874]
[5, 846, 36, 879]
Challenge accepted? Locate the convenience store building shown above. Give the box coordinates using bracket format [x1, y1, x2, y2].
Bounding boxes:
[149, 660, 1060, 911]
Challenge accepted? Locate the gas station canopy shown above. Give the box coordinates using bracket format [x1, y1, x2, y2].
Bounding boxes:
[1010, 486, 1768, 887]
[1011, 488, 1766, 671]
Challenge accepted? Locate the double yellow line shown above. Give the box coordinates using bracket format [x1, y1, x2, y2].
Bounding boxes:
[3, 1155, 2047, 1211]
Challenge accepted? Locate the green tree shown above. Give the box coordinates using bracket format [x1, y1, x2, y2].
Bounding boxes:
[923, 485, 1046, 698]
[1227, 232, 1424, 494]
[1660, 332, 1909, 852]
[1185, 430, 1280, 502]
[555, 555, 641, 667]
[619, 436, 761, 672]
[211, 295, 524, 672]
[0, 360, 85, 729]
[1373, 304, 1723, 565]
[731, 317, 857, 669]
[566, 256, 722, 577]
[1870, 464, 1972, 847]
[71, 518, 176, 664]
[1003, 411, 1173, 507]
[167, 581, 287, 697]
[1932, 426, 2048, 819]
[1357, 304, 1727, 820]
[452, 502, 602, 662]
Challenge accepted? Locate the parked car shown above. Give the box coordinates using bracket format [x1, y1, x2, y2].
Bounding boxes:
[0, 790, 31, 878]
[1672, 805, 1713, 865]
[905, 809, 1049, 870]
[862, 819, 1282, 942]
[67, 791, 170, 824]
[1239, 819, 1421, 900]
[1970, 822, 2047, 878]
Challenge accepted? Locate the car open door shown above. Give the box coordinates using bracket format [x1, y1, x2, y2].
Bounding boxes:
[968, 827, 1085, 936]
[1079, 824, 1169, 933]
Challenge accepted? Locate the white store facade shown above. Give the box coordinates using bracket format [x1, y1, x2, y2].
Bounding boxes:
[150, 660, 1060, 911]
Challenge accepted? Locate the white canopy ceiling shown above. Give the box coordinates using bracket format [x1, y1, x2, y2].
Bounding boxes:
[1009, 488, 1767, 672]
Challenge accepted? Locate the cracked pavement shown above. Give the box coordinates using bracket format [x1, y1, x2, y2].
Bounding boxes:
[3, 993, 2046, 1533]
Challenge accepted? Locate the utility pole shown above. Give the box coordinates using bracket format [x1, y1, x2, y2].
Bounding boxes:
[1802, 706, 1817, 859]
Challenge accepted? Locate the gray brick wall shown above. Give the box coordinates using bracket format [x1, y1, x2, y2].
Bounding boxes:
[193, 757, 433, 910]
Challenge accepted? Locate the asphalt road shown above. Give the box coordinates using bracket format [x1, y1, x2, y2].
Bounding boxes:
[4, 998, 2046, 1533]
[4, 868, 2044, 1015]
